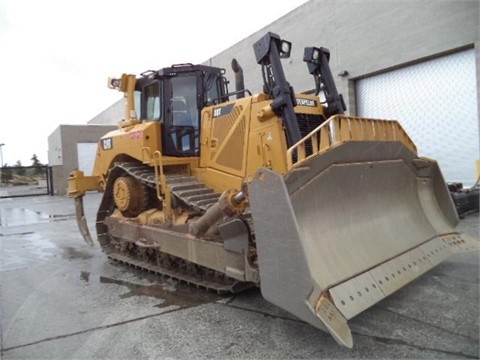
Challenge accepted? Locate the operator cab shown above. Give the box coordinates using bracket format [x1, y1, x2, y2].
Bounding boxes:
[135, 64, 228, 157]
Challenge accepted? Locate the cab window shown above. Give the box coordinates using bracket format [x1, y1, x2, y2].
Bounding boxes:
[144, 81, 162, 121]
[206, 75, 221, 105]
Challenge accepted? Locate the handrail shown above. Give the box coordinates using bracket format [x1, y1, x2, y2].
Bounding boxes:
[286, 115, 417, 170]
[153, 150, 173, 223]
[153, 150, 165, 200]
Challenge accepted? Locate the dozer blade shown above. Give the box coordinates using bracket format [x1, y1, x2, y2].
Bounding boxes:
[249, 140, 479, 348]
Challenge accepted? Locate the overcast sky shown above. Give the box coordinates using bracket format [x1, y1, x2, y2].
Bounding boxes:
[0, 0, 308, 166]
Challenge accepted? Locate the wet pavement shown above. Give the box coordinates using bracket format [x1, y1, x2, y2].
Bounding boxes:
[0, 193, 479, 359]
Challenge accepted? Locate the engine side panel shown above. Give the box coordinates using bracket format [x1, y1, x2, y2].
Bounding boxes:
[92, 121, 162, 177]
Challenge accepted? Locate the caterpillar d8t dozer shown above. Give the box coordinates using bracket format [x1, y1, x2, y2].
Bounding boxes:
[68, 32, 478, 347]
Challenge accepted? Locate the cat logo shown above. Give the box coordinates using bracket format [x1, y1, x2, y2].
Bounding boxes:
[101, 138, 113, 150]
[213, 104, 234, 118]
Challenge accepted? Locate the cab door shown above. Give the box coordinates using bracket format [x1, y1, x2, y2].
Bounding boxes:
[163, 74, 200, 157]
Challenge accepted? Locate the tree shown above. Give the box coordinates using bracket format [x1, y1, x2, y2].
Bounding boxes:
[31, 154, 42, 167]
[31, 154, 44, 175]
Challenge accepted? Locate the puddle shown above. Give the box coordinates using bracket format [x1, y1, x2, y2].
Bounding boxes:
[63, 246, 93, 260]
[0, 231, 34, 237]
[0, 208, 75, 227]
[0, 233, 58, 270]
[99, 275, 224, 309]
[1, 232, 93, 270]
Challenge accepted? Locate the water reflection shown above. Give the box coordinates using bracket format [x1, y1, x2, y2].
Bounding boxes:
[100, 275, 224, 309]
[0, 208, 75, 227]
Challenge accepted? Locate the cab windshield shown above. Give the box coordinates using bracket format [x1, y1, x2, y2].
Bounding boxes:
[171, 76, 198, 127]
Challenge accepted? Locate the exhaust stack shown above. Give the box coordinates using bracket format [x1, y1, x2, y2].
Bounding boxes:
[231, 58, 245, 99]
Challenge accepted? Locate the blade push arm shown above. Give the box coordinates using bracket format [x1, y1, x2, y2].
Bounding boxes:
[303, 47, 346, 118]
[254, 32, 302, 147]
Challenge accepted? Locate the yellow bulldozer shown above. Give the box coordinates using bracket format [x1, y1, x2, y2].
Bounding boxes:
[68, 32, 478, 347]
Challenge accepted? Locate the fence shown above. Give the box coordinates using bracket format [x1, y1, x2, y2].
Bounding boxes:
[0, 166, 53, 198]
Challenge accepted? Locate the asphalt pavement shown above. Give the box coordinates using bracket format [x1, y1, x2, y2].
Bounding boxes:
[0, 193, 479, 359]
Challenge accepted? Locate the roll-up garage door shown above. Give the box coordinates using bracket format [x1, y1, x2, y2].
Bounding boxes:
[77, 143, 98, 176]
[356, 49, 478, 186]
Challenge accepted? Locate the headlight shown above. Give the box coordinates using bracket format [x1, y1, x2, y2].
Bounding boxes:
[279, 40, 292, 58]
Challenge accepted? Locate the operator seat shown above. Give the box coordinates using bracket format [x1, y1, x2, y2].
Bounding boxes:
[172, 98, 191, 126]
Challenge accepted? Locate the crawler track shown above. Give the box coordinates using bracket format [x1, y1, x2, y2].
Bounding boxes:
[116, 162, 221, 211]
[97, 161, 254, 294]
[105, 246, 252, 294]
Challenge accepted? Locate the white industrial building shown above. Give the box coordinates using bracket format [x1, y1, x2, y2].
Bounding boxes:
[49, 0, 479, 194]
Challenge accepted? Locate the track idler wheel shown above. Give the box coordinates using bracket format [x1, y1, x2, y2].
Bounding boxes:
[113, 176, 147, 217]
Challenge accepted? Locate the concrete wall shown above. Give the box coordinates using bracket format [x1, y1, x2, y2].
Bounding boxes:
[87, 99, 123, 125]
[205, 0, 479, 115]
[48, 125, 116, 195]
[48, 126, 63, 167]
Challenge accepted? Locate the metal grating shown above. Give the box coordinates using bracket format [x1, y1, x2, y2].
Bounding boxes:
[297, 113, 325, 157]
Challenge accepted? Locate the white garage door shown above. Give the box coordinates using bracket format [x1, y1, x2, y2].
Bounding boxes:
[356, 49, 478, 186]
[77, 143, 98, 176]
